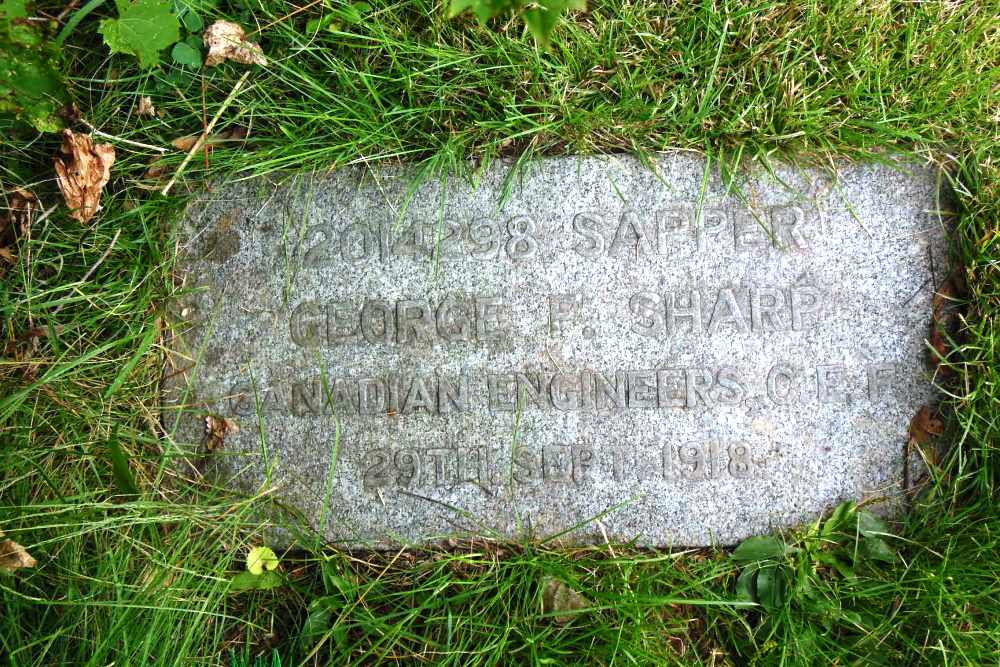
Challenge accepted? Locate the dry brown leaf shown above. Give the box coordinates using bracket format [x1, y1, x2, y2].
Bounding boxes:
[0, 535, 37, 572]
[541, 576, 589, 624]
[139, 565, 177, 590]
[171, 126, 249, 152]
[909, 405, 944, 445]
[205, 414, 239, 451]
[3, 325, 42, 355]
[4, 188, 38, 235]
[929, 272, 964, 374]
[930, 326, 949, 366]
[143, 160, 168, 180]
[0, 188, 38, 274]
[171, 135, 199, 152]
[138, 96, 156, 117]
[54, 130, 115, 224]
[204, 20, 267, 67]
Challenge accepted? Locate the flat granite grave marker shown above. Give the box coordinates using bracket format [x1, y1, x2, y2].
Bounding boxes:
[164, 153, 948, 547]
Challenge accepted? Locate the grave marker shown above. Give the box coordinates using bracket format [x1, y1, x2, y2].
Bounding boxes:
[165, 153, 947, 546]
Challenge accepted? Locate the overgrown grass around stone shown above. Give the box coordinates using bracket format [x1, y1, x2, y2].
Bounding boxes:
[1, 1, 998, 664]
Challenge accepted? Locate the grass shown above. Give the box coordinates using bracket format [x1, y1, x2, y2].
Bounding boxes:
[1, 0, 999, 664]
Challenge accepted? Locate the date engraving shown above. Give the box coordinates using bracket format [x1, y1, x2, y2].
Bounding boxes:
[359, 440, 762, 492]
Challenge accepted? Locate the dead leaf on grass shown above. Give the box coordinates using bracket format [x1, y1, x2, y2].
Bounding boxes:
[204, 20, 267, 67]
[137, 159, 170, 187]
[3, 326, 46, 380]
[0, 188, 38, 274]
[205, 414, 239, 451]
[138, 96, 156, 117]
[170, 126, 248, 152]
[909, 405, 944, 445]
[54, 130, 115, 224]
[929, 271, 965, 375]
[0, 533, 37, 572]
[540, 576, 589, 624]
[171, 135, 199, 152]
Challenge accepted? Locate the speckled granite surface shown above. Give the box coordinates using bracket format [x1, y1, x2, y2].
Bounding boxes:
[163, 153, 948, 547]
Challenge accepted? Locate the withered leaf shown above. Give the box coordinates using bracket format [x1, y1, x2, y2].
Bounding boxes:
[0, 536, 37, 572]
[205, 414, 239, 451]
[142, 160, 168, 181]
[171, 135, 199, 152]
[171, 126, 248, 152]
[138, 96, 156, 117]
[1, 188, 38, 236]
[541, 576, 589, 624]
[204, 20, 267, 67]
[0, 188, 38, 274]
[929, 272, 963, 372]
[54, 130, 115, 224]
[909, 405, 944, 445]
[3, 188, 38, 236]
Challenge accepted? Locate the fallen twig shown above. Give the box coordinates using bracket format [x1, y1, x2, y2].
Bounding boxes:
[51, 227, 122, 317]
[161, 71, 251, 196]
[80, 120, 169, 154]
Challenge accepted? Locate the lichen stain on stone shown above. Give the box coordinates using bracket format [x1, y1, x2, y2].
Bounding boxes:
[202, 209, 243, 262]
[202, 344, 222, 368]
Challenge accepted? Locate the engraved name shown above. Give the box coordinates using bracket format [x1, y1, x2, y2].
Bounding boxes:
[290, 295, 509, 347]
[629, 284, 825, 336]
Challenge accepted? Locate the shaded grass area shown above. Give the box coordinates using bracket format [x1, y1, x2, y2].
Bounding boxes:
[2, 0, 999, 664]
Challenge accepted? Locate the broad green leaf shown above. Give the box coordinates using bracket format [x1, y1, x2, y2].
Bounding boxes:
[340, 2, 369, 24]
[857, 511, 891, 538]
[106, 428, 139, 497]
[447, 0, 584, 46]
[755, 564, 789, 612]
[735, 566, 756, 601]
[794, 559, 814, 595]
[171, 40, 201, 68]
[306, 3, 370, 34]
[300, 598, 334, 641]
[178, 6, 202, 31]
[326, 573, 358, 597]
[755, 565, 776, 609]
[523, 0, 584, 46]
[522, 0, 561, 46]
[815, 551, 856, 580]
[247, 546, 279, 575]
[860, 536, 896, 563]
[300, 596, 348, 646]
[449, 0, 515, 23]
[0, 19, 68, 132]
[305, 15, 330, 33]
[448, 0, 475, 18]
[732, 535, 787, 562]
[98, 0, 180, 69]
[822, 500, 856, 536]
[0, 0, 27, 20]
[229, 570, 283, 591]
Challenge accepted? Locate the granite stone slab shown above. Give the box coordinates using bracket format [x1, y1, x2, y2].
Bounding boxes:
[163, 153, 948, 547]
